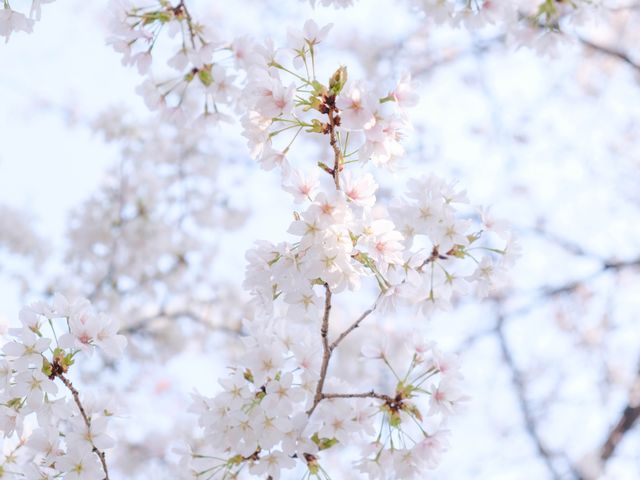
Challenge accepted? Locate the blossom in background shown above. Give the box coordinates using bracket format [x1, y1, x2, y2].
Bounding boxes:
[0, 6, 34, 42]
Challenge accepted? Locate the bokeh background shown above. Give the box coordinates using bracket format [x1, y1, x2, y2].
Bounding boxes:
[1, 0, 640, 478]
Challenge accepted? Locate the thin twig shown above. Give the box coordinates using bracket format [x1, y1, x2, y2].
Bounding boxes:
[327, 109, 342, 190]
[322, 390, 393, 402]
[307, 284, 333, 416]
[57, 374, 110, 480]
[578, 36, 640, 72]
[496, 256, 640, 320]
[529, 225, 599, 260]
[495, 312, 563, 480]
[412, 34, 506, 78]
[599, 362, 640, 462]
[176, 0, 197, 49]
[330, 295, 381, 352]
[124, 308, 243, 336]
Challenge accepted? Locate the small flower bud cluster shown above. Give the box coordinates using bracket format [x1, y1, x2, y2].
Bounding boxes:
[0, 294, 126, 479]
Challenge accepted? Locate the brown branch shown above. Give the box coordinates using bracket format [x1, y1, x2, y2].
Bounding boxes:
[305, 97, 346, 415]
[570, 364, 640, 480]
[495, 313, 563, 480]
[308, 292, 385, 416]
[176, 0, 197, 49]
[330, 295, 380, 352]
[307, 284, 333, 416]
[412, 34, 506, 78]
[578, 36, 640, 72]
[599, 362, 640, 463]
[305, 76, 383, 414]
[530, 225, 599, 260]
[537, 257, 640, 298]
[57, 374, 110, 480]
[327, 108, 342, 190]
[497, 256, 640, 320]
[600, 404, 640, 461]
[124, 308, 243, 336]
[322, 391, 393, 402]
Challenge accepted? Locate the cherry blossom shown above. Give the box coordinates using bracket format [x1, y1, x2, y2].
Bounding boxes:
[5, 0, 598, 477]
[107, 0, 242, 124]
[182, 20, 513, 480]
[0, 295, 125, 479]
[0, 5, 33, 42]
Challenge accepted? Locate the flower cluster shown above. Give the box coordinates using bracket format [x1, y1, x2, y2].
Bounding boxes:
[0, 294, 126, 479]
[184, 19, 516, 480]
[305, 0, 609, 53]
[239, 21, 513, 321]
[108, 0, 241, 124]
[52, 109, 250, 360]
[106, 0, 617, 131]
[245, 172, 517, 321]
[241, 20, 416, 173]
[310, 0, 603, 31]
[185, 319, 466, 480]
[0, 0, 54, 42]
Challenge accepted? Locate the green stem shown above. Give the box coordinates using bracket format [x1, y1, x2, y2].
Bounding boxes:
[271, 62, 313, 86]
[283, 126, 304, 153]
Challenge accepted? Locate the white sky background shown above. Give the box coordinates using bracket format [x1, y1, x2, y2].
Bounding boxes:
[1, 0, 640, 478]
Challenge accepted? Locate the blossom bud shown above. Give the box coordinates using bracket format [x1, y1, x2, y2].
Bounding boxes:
[329, 66, 348, 95]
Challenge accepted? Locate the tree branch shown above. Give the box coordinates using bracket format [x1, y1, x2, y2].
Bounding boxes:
[497, 256, 640, 320]
[123, 308, 243, 336]
[327, 108, 342, 190]
[495, 313, 563, 480]
[578, 36, 640, 72]
[322, 390, 393, 402]
[599, 362, 640, 463]
[307, 289, 385, 416]
[308, 284, 333, 416]
[330, 295, 380, 352]
[176, 0, 197, 49]
[57, 373, 110, 480]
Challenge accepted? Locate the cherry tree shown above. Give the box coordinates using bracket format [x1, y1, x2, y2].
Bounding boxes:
[1, 0, 639, 479]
